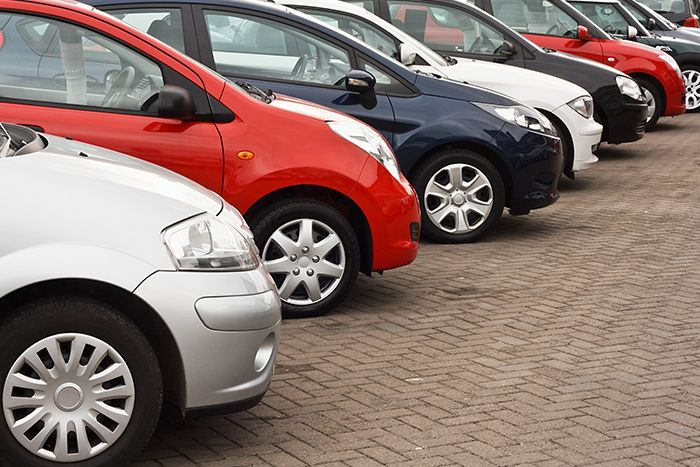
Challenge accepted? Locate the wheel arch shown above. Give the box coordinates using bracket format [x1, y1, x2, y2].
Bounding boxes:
[243, 185, 373, 275]
[629, 72, 666, 113]
[537, 108, 573, 175]
[407, 141, 514, 206]
[0, 278, 188, 413]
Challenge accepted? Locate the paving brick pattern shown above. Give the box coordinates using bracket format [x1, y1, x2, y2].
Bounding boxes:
[135, 115, 700, 466]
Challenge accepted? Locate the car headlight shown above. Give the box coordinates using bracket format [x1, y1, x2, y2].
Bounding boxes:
[163, 213, 259, 271]
[567, 95, 594, 119]
[327, 120, 401, 181]
[616, 75, 643, 100]
[474, 103, 555, 135]
[659, 52, 682, 78]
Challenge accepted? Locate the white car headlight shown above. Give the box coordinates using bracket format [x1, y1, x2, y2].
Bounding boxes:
[327, 120, 402, 181]
[659, 52, 682, 78]
[616, 75, 644, 101]
[164, 214, 259, 271]
[567, 95, 594, 119]
[474, 103, 555, 135]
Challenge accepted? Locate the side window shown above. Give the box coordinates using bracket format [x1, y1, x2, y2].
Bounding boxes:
[0, 13, 164, 112]
[358, 58, 412, 95]
[490, 0, 578, 36]
[343, 0, 376, 12]
[300, 9, 400, 58]
[203, 10, 352, 86]
[109, 8, 186, 53]
[387, 1, 507, 54]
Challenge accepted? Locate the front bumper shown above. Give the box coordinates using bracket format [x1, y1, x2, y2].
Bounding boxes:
[593, 87, 647, 144]
[493, 125, 563, 215]
[553, 104, 602, 173]
[133, 266, 281, 413]
[350, 158, 420, 272]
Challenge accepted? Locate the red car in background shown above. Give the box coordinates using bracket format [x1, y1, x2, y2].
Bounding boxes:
[473, 0, 686, 127]
[0, 0, 420, 319]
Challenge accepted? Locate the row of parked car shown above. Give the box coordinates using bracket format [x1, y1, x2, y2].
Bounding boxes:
[0, 0, 697, 463]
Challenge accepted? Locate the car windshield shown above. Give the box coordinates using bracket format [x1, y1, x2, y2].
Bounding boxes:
[490, 0, 580, 36]
[636, 0, 688, 13]
[570, 2, 650, 35]
[627, 0, 679, 27]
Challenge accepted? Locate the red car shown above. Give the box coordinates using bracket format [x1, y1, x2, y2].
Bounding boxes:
[477, 0, 686, 127]
[0, 0, 420, 318]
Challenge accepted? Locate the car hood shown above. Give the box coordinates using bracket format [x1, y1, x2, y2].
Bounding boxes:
[414, 71, 520, 106]
[270, 93, 364, 124]
[648, 33, 700, 52]
[417, 58, 588, 110]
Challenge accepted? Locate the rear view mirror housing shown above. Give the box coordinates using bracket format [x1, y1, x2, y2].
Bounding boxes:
[344, 70, 376, 95]
[627, 25, 638, 39]
[496, 40, 517, 57]
[399, 42, 420, 66]
[647, 17, 656, 29]
[157, 85, 195, 120]
[577, 25, 590, 41]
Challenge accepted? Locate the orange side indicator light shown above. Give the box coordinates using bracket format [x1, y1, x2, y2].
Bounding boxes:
[237, 151, 255, 160]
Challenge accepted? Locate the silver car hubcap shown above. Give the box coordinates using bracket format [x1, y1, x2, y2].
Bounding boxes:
[424, 163, 493, 234]
[3, 333, 135, 462]
[263, 218, 345, 306]
[683, 69, 700, 110]
[641, 86, 656, 123]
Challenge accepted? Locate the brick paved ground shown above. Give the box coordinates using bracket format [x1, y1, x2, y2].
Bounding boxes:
[135, 114, 700, 466]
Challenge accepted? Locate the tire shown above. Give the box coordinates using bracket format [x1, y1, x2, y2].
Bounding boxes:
[635, 76, 663, 130]
[251, 200, 361, 318]
[413, 149, 505, 243]
[681, 64, 700, 113]
[0, 297, 162, 467]
[549, 117, 574, 179]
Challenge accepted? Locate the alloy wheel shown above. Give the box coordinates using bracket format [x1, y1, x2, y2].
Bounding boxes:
[3, 333, 135, 462]
[683, 69, 700, 110]
[263, 218, 346, 306]
[424, 163, 494, 234]
[642, 86, 656, 123]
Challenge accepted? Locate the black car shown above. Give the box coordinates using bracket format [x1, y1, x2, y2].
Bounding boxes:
[344, 0, 647, 144]
[622, 0, 700, 40]
[635, 0, 700, 26]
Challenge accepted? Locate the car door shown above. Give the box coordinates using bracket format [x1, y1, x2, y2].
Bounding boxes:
[370, 0, 526, 66]
[483, 0, 605, 63]
[0, 8, 224, 193]
[189, 6, 397, 143]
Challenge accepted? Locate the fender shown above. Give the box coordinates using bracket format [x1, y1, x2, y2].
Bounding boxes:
[0, 244, 160, 299]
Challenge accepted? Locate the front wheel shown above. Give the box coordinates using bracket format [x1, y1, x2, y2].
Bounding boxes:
[0, 298, 162, 467]
[682, 64, 700, 112]
[413, 149, 505, 243]
[252, 200, 361, 318]
[635, 76, 662, 130]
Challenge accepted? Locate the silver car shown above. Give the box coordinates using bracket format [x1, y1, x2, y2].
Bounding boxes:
[0, 124, 281, 465]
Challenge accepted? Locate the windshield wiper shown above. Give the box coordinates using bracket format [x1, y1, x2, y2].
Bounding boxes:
[235, 80, 275, 103]
[442, 55, 458, 65]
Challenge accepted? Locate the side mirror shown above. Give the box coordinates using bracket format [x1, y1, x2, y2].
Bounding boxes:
[344, 70, 376, 94]
[627, 25, 638, 39]
[157, 85, 195, 120]
[577, 25, 590, 41]
[399, 42, 419, 66]
[647, 17, 656, 29]
[496, 40, 517, 56]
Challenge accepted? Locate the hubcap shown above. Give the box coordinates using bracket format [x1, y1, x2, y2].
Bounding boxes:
[641, 86, 656, 123]
[3, 333, 135, 462]
[683, 69, 700, 110]
[424, 163, 494, 234]
[263, 218, 345, 306]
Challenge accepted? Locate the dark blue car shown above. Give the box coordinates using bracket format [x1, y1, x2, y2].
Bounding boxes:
[83, 0, 562, 242]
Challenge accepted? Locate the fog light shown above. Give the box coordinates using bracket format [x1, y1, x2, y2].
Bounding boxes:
[254, 333, 276, 372]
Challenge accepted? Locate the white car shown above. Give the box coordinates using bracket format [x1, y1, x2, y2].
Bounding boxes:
[0, 123, 280, 465]
[282, 0, 602, 176]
